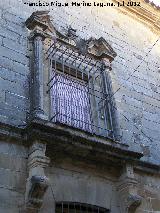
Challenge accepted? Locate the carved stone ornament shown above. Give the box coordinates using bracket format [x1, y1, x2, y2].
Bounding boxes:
[74, 36, 117, 61]
[127, 194, 142, 213]
[87, 37, 117, 61]
[24, 142, 50, 212]
[117, 164, 142, 213]
[26, 11, 117, 61]
[25, 10, 55, 34]
[28, 175, 49, 208]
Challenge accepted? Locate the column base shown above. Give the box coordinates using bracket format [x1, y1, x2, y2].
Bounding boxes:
[29, 110, 48, 121]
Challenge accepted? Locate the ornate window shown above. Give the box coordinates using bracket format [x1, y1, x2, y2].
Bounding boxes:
[25, 11, 117, 139]
[47, 36, 117, 138]
[56, 202, 110, 213]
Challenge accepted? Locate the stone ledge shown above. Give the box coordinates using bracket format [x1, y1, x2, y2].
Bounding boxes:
[0, 119, 160, 174]
[25, 118, 143, 166]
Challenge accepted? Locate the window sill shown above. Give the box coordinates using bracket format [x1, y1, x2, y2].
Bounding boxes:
[26, 118, 143, 163]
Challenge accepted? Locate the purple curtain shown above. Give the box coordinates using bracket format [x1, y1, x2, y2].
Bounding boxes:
[51, 72, 92, 133]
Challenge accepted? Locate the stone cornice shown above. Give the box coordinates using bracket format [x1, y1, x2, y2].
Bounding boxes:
[0, 120, 159, 174]
[25, 118, 143, 163]
[113, 0, 160, 31]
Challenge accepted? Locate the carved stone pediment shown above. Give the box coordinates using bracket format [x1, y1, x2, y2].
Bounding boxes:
[87, 37, 117, 61]
[26, 11, 117, 61]
[25, 10, 55, 34]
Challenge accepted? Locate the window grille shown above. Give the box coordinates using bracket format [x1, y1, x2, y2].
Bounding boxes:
[56, 202, 110, 213]
[47, 40, 114, 138]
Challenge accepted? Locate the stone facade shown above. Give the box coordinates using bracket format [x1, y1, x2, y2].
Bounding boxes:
[0, 0, 160, 212]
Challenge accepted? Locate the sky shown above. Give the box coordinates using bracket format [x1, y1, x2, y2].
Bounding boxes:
[150, 0, 160, 6]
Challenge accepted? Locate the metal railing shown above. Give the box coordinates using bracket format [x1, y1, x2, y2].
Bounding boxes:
[47, 40, 114, 139]
[56, 202, 110, 213]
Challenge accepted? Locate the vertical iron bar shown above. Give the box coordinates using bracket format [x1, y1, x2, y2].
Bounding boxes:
[71, 79, 73, 127]
[80, 203, 82, 213]
[87, 78, 94, 134]
[93, 73, 100, 134]
[100, 70, 108, 137]
[62, 202, 63, 213]
[62, 50, 64, 74]
[102, 63, 114, 139]
[74, 203, 76, 213]
[49, 58, 53, 120]
[55, 60, 58, 123]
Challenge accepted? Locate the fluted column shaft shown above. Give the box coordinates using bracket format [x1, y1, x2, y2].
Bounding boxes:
[33, 35, 45, 119]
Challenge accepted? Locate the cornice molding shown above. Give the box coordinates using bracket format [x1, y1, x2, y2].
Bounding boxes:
[0, 121, 159, 174]
[113, 0, 160, 31]
[87, 37, 117, 60]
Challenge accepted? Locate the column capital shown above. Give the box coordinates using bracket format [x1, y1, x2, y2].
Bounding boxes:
[25, 11, 55, 40]
[29, 26, 51, 41]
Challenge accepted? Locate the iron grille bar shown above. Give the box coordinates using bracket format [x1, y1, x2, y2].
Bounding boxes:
[46, 41, 102, 71]
[56, 202, 110, 213]
[47, 74, 109, 102]
[47, 40, 114, 139]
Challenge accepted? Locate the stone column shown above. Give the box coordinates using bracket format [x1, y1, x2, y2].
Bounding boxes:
[31, 27, 48, 120]
[102, 58, 121, 141]
[117, 163, 142, 213]
[25, 11, 54, 121]
[24, 142, 50, 213]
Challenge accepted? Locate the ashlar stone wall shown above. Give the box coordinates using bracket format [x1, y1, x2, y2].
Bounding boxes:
[0, 0, 160, 164]
[0, 1, 160, 213]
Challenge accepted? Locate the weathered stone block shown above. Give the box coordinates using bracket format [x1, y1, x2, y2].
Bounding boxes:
[0, 67, 27, 83]
[0, 77, 28, 97]
[48, 170, 113, 210]
[0, 141, 28, 157]
[0, 25, 20, 42]
[0, 153, 27, 172]
[12, 60, 29, 75]
[0, 168, 26, 192]
[0, 90, 5, 102]
[0, 45, 29, 65]
[0, 206, 20, 213]
[143, 111, 160, 123]
[5, 91, 29, 110]
[0, 102, 26, 121]
[3, 37, 28, 54]
[2, 11, 24, 25]
[0, 187, 24, 207]
[0, 55, 14, 71]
